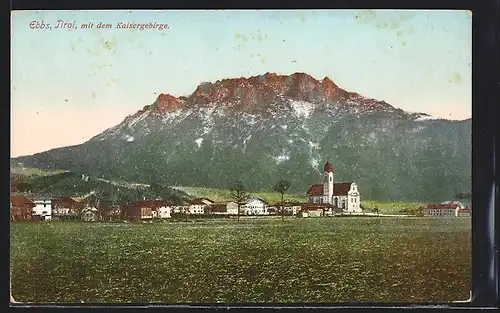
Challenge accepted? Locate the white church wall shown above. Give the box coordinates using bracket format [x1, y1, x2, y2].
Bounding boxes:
[347, 183, 362, 213]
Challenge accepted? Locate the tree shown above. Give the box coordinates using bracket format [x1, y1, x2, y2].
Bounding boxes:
[87, 190, 112, 221]
[14, 181, 32, 193]
[273, 179, 291, 221]
[229, 180, 250, 222]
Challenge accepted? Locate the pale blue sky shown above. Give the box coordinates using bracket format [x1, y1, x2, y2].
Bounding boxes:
[11, 10, 472, 157]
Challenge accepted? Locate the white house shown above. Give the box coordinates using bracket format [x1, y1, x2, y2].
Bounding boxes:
[146, 200, 174, 219]
[243, 198, 267, 215]
[422, 203, 462, 217]
[187, 198, 215, 215]
[32, 199, 52, 220]
[226, 201, 239, 215]
[306, 160, 361, 213]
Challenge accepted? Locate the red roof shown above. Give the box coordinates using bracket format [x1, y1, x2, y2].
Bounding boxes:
[333, 183, 353, 196]
[458, 208, 472, 213]
[324, 161, 334, 173]
[307, 184, 324, 196]
[189, 199, 208, 205]
[306, 183, 353, 196]
[10, 195, 35, 207]
[301, 203, 334, 211]
[424, 203, 461, 210]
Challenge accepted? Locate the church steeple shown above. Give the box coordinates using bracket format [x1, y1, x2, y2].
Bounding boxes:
[324, 159, 334, 173]
[323, 159, 334, 204]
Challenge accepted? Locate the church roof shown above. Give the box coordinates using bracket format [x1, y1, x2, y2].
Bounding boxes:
[306, 183, 354, 196]
[307, 184, 323, 196]
[333, 183, 353, 196]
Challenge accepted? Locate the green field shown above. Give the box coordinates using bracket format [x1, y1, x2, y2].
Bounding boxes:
[10, 217, 471, 304]
[360, 200, 426, 215]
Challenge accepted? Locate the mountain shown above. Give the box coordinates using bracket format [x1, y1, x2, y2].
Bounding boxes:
[11, 72, 471, 202]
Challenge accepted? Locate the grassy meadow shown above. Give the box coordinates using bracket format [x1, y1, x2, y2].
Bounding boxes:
[360, 200, 426, 215]
[10, 217, 471, 304]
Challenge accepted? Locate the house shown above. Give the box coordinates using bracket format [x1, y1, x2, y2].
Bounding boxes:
[32, 198, 52, 220]
[149, 200, 174, 218]
[422, 203, 462, 217]
[300, 203, 335, 217]
[187, 198, 214, 215]
[269, 202, 303, 216]
[120, 200, 155, 220]
[10, 195, 35, 221]
[306, 160, 361, 213]
[243, 197, 268, 215]
[51, 196, 82, 220]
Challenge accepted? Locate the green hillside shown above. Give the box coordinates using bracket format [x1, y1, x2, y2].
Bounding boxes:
[10, 167, 189, 205]
[173, 186, 307, 203]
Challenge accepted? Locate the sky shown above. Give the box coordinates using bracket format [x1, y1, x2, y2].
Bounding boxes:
[11, 10, 472, 157]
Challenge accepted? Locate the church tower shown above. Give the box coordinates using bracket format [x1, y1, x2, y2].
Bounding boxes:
[323, 160, 334, 204]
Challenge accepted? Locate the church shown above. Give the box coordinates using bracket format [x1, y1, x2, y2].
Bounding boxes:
[306, 160, 362, 213]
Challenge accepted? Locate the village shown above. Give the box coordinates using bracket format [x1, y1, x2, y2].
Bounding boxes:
[9, 160, 472, 222]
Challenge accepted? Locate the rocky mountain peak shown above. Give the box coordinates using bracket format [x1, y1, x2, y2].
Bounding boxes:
[155, 93, 185, 112]
[186, 72, 347, 109]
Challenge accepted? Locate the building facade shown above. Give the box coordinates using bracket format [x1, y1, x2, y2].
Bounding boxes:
[243, 198, 267, 215]
[187, 198, 214, 214]
[52, 196, 81, 220]
[422, 203, 461, 217]
[32, 199, 52, 220]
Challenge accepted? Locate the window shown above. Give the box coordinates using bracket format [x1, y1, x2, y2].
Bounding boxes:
[330, 177, 332, 181]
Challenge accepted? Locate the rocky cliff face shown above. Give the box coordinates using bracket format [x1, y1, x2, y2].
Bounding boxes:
[12, 72, 471, 202]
